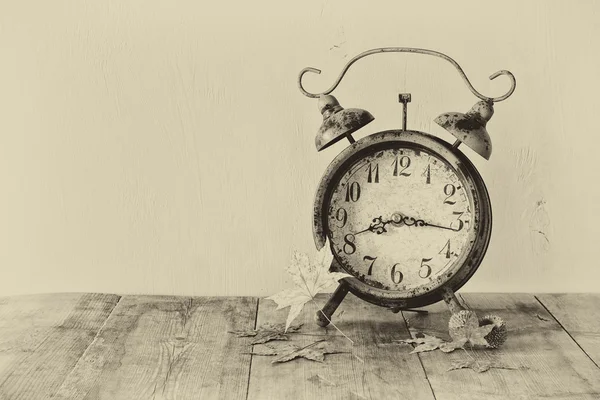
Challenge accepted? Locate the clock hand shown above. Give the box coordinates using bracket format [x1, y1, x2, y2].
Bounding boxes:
[421, 221, 461, 231]
[354, 216, 391, 235]
[353, 213, 408, 235]
[402, 215, 461, 232]
[353, 213, 460, 236]
[398, 215, 426, 228]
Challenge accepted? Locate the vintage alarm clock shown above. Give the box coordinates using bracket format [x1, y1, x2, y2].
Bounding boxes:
[297, 48, 516, 326]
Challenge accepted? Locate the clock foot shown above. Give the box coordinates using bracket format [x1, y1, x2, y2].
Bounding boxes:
[315, 281, 349, 327]
[442, 287, 466, 314]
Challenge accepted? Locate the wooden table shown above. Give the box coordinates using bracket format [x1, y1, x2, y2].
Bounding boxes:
[0, 293, 598, 399]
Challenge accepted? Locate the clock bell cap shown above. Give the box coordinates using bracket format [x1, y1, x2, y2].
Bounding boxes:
[315, 95, 374, 151]
[434, 100, 494, 160]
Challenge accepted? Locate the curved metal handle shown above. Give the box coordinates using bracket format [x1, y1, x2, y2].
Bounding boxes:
[298, 47, 516, 102]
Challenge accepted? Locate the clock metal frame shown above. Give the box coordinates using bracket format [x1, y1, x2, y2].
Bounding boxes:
[313, 130, 492, 310]
[298, 47, 515, 326]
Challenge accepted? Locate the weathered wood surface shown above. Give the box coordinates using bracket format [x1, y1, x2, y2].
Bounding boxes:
[1, 293, 600, 399]
[247, 293, 435, 400]
[0, 293, 120, 400]
[537, 293, 600, 368]
[404, 293, 600, 400]
[53, 296, 257, 400]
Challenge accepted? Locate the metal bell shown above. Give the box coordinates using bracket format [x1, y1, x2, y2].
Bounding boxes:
[315, 95, 374, 151]
[434, 100, 494, 160]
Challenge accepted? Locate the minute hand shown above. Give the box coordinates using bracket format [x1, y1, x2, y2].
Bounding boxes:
[402, 216, 460, 232]
[422, 221, 460, 231]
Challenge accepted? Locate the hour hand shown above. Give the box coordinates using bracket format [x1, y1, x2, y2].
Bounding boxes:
[355, 216, 390, 235]
[354, 213, 407, 235]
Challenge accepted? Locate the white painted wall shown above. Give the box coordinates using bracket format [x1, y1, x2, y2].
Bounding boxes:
[1, 0, 598, 296]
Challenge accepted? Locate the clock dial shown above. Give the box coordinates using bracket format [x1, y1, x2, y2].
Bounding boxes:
[327, 146, 477, 293]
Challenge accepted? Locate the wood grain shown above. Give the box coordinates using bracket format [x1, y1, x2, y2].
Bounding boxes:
[536, 293, 600, 368]
[0, 293, 120, 400]
[403, 293, 600, 400]
[2, 293, 600, 399]
[247, 293, 435, 400]
[53, 295, 257, 400]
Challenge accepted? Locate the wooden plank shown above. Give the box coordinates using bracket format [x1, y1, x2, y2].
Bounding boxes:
[536, 293, 600, 368]
[404, 293, 600, 400]
[0, 293, 120, 400]
[247, 293, 435, 400]
[53, 295, 257, 400]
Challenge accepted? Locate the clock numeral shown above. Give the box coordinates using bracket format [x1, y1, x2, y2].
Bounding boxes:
[391, 263, 404, 284]
[392, 156, 411, 177]
[439, 240, 451, 259]
[335, 208, 348, 228]
[363, 256, 377, 275]
[443, 184, 457, 205]
[452, 211, 469, 231]
[423, 164, 431, 184]
[343, 234, 356, 255]
[419, 258, 433, 278]
[345, 182, 361, 202]
[366, 163, 379, 183]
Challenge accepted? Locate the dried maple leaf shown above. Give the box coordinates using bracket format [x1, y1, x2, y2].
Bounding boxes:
[247, 339, 346, 363]
[449, 310, 495, 347]
[398, 311, 497, 354]
[247, 343, 300, 356]
[273, 340, 345, 363]
[447, 360, 519, 373]
[267, 240, 352, 331]
[229, 323, 303, 345]
[397, 333, 446, 354]
[439, 339, 468, 353]
[467, 323, 495, 346]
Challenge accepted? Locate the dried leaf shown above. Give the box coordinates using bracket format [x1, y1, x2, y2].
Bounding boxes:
[250, 333, 288, 345]
[449, 311, 479, 341]
[229, 323, 303, 345]
[449, 310, 497, 347]
[398, 331, 485, 354]
[473, 363, 492, 373]
[447, 360, 519, 373]
[247, 343, 299, 356]
[398, 324, 497, 355]
[266, 241, 352, 331]
[396, 333, 446, 354]
[467, 323, 495, 347]
[439, 339, 467, 353]
[246, 339, 346, 363]
[398, 312, 496, 355]
[273, 340, 346, 363]
[448, 360, 478, 372]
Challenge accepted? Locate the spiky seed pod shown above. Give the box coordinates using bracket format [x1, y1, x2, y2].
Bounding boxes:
[448, 310, 479, 341]
[479, 314, 507, 348]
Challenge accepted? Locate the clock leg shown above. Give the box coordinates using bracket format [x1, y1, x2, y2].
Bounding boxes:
[315, 281, 349, 327]
[442, 287, 466, 314]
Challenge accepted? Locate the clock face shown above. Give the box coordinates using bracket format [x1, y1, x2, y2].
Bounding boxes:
[326, 145, 478, 295]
